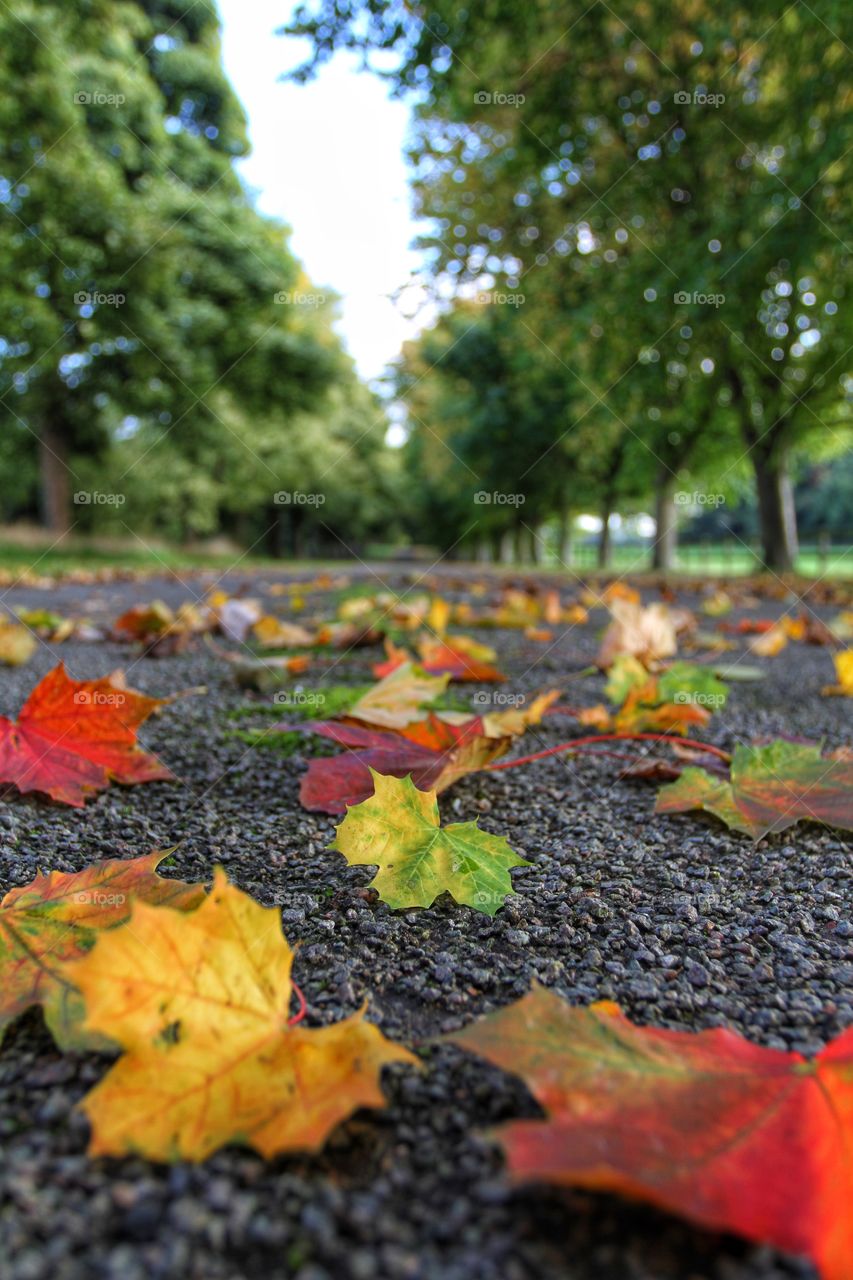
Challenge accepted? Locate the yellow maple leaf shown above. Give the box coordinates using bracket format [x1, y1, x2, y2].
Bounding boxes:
[347, 661, 450, 728]
[480, 689, 562, 738]
[0, 620, 36, 666]
[66, 871, 416, 1161]
[749, 626, 788, 657]
[822, 649, 853, 698]
[252, 615, 315, 648]
[426, 596, 451, 636]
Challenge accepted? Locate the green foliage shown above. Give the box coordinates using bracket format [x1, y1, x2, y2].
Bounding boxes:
[286, 0, 853, 569]
[0, 0, 397, 548]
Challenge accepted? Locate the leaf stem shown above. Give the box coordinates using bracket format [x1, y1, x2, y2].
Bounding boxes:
[288, 980, 307, 1026]
[487, 732, 731, 771]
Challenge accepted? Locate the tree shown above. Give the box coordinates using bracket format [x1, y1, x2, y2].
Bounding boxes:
[285, 0, 852, 571]
[0, 0, 338, 536]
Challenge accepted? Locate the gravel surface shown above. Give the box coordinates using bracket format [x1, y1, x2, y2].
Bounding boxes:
[0, 566, 850, 1280]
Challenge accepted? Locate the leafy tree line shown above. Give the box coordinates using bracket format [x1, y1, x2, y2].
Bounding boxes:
[286, 0, 852, 570]
[0, 0, 395, 554]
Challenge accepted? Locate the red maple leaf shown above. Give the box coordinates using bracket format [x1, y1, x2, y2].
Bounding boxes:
[449, 987, 853, 1280]
[0, 664, 173, 806]
[298, 714, 510, 812]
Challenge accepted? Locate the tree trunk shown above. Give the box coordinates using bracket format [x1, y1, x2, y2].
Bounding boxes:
[38, 425, 71, 534]
[556, 506, 573, 566]
[511, 524, 522, 563]
[780, 469, 799, 560]
[752, 452, 795, 572]
[267, 506, 285, 557]
[652, 476, 678, 571]
[597, 508, 612, 569]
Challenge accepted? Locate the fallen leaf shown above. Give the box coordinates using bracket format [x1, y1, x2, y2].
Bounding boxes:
[604, 656, 648, 704]
[299, 715, 510, 813]
[16, 608, 75, 642]
[330, 771, 529, 912]
[447, 987, 853, 1280]
[112, 600, 205, 656]
[479, 690, 562, 739]
[0, 664, 173, 806]
[597, 601, 677, 669]
[822, 650, 853, 698]
[600, 583, 640, 605]
[655, 740, 853, 838]
[700, 590, 733, 617]
[374, 636, 506, 682]
[252, 616, 315, 648]
[426, 596, 451, 635]
[416, 636, 506, 682]
[66, 872, 416, 1161]
[749, 626, 788, 657]
[346, 662, 450, 729]
[216, 598, 263, 643]
[0, 620, 37, 666]
[0, 852, 204, 1048]
[576, 704, 612, 730]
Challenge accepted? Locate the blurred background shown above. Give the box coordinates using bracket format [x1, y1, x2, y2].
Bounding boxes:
[0, 0, 850, 576]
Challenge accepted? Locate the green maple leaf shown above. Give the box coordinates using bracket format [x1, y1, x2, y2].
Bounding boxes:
[329, 770, 529, 913]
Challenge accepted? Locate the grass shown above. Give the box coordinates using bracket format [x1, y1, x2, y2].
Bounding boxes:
[0, 533, 848, 582]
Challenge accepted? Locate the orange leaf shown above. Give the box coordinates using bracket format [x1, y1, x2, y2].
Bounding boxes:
[0, 852, 205, 1048]
[0, 664, 173, 806]
[449, 987, 853, 1280]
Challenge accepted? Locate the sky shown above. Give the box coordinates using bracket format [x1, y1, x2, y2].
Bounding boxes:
[216, 0, 430, 385]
